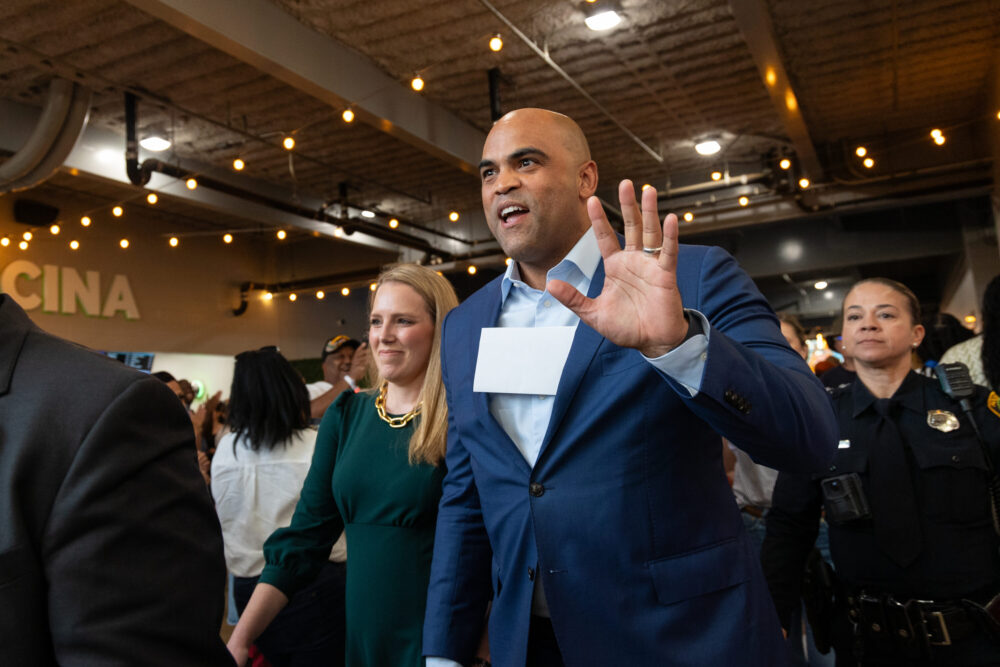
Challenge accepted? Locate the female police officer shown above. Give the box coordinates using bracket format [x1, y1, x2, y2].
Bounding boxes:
[763, 278, 1000, 666]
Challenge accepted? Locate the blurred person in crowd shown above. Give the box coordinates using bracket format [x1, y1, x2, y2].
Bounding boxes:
[821, 316, 857, 389]
[942, 274, 1000, 390]
[228, 264, 460, 667]
[422, 108, 837, 667]
[763, 278, 1000, 666]
[0, 294, 233, 665]
[779, 312, 810, 360]
[307, 335, 369, 419]
[212, 347, 347, 667]
[913, 312, 974, 377]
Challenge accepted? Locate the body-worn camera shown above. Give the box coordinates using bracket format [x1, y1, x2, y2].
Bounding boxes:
[821, 473, 871, 523]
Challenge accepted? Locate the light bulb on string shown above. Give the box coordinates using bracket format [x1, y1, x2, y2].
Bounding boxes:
[448, 211, 460, 222]
[69, 240, 79, 250]
[489, 34, 503, 52]
[119, 238, 129, 249]
[342, 108, 355, 123]
[710, 171, 722, 181]
[738, 196, 749, 207]
[232, 158, 245, 171]
[388, 218, 399, 229]
[855, 146, 867, 157]
[411, 75, 424, 92]
[683, 212, 694, 222]
[49, 224, 60, 235]
[223, 233, 233, 244]
[19, 241, 28, 250]
[467, 265, 477, 275]
[112, 206, 123, 217]
[147, 193, 158, 204]
[169, 237, 179, 247]
[316, 290, 325, 300]
[341, 287, 350, 296]
[276, 229, 287, 240]
[22, 231, 32, 241]
[369, 283, 377, 292]
[798, 178, 811, 189]
[283, 136, 295, 150]
[186, 178, 198, 190]
[779, 158, 791, 170]
[80, 216, 92, 227]
[863, 157, 874, 168]
[0, 236, 9, 247]
[289, 293, 297, 302]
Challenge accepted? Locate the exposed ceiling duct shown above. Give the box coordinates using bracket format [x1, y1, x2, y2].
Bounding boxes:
[0, 78, 91, 194]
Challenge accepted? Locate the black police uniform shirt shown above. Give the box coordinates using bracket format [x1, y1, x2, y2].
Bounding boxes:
[762, 371, 1000, 628]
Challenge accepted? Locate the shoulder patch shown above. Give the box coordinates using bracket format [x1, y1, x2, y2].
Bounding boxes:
[987, 391, 1000, 420]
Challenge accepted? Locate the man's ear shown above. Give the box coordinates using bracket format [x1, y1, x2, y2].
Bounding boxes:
[578, 160, 598, 198]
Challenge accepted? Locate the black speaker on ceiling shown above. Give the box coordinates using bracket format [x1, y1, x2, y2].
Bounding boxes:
[14, 199, 60, 226]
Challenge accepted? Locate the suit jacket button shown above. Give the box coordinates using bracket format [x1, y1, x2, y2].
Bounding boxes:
[528, 567, 535, 581]
[529, 482, 545, 497]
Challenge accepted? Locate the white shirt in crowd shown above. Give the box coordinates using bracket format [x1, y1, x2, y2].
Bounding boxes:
[211, 427, 345, 577]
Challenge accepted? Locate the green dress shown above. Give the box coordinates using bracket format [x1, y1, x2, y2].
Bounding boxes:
[260, 390, 444, 667]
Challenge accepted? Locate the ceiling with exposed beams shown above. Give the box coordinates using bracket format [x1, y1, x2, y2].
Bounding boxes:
[0, 0, 998, 300]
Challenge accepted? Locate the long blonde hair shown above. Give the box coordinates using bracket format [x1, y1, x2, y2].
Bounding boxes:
[368, 263, 458, 466]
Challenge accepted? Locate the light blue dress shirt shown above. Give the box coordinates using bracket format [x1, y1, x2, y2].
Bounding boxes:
[427, 229, 709, 667]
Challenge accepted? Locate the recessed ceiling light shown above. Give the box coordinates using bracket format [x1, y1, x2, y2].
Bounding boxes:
[585, 9, 621, 31]
[139, 135, 171, 152]
[361, 210, 376, 218]
[695, 139, 721, 156]
[814, 280, 828, 290]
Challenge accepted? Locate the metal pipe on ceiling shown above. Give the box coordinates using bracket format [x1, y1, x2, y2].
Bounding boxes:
[0, 78, 91, 194]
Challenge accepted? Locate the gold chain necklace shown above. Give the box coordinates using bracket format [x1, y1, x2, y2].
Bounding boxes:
[374, 382, 421, 428]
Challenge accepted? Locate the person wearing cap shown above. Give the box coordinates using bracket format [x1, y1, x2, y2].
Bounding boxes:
[307, 335, 369, 419]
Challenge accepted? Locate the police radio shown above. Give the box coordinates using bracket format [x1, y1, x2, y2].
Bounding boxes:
[936, 362, 1000, 539]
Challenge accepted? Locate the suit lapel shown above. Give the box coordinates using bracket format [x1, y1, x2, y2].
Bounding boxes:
[470, 281, 504, 431]
[0, 296, 32, 397]
[537, 259, 607, 456]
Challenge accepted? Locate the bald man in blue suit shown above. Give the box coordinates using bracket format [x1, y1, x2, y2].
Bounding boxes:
[422, 109, 837, 667]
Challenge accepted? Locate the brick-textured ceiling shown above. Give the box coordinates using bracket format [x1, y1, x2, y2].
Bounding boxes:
[1, 0, 997, 250]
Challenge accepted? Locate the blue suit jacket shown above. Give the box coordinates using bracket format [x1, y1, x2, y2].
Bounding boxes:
[423, 244, 838, 667]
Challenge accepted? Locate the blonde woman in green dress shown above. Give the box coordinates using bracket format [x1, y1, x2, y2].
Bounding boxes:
[228, 264, 458, 667]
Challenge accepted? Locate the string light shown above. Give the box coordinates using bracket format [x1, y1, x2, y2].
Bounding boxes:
[411, 75, 424, 92]
[683, 212, 694, 222]
[146, 193, 158, 204]
[263, 292, 273, 301]
[489, 34, 503, 52]
[112, 206, 123, 217]
[223, 233, 233, 244]
[641, 184, 653, 191]
[22, 231, 32, 241]
[863, 157, 875, 168]
[798, 177, 810, 189]
[289, 293, 297, 302]
[505, 258, 512, 266]
[0, 236, 9, 247]
[933, 134, 946, 146]
[965, 314, 978, 324]
[779, 158, 791, 170]
[738, 196, 749, 207]
[930, 128, 942, 139]
[283, 136, 295, 150]
[436, 271, 443, 276]
[69, 240, 79, 250]
[467, 265, 477, 275]
[49, 224, 60, 235]
[81, 216, 92, 227]
[342, 108, 355, 123]
[341, 287, 350, 296]
[19, 240, 28, 250]
[232, 158, 245, 171]
[186, 178, 198, 190]
[119, 238, 129, 249]
[711, 171, 723, 181]
[369, 283, 377, 291]
[316, 290, 325, 299]
[449, 211, 460, 222]
[169, 237, 179, 247]
[276, 229, 287, 240]
[388, 218, 399, 229]
[855, 146, 867, 157]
